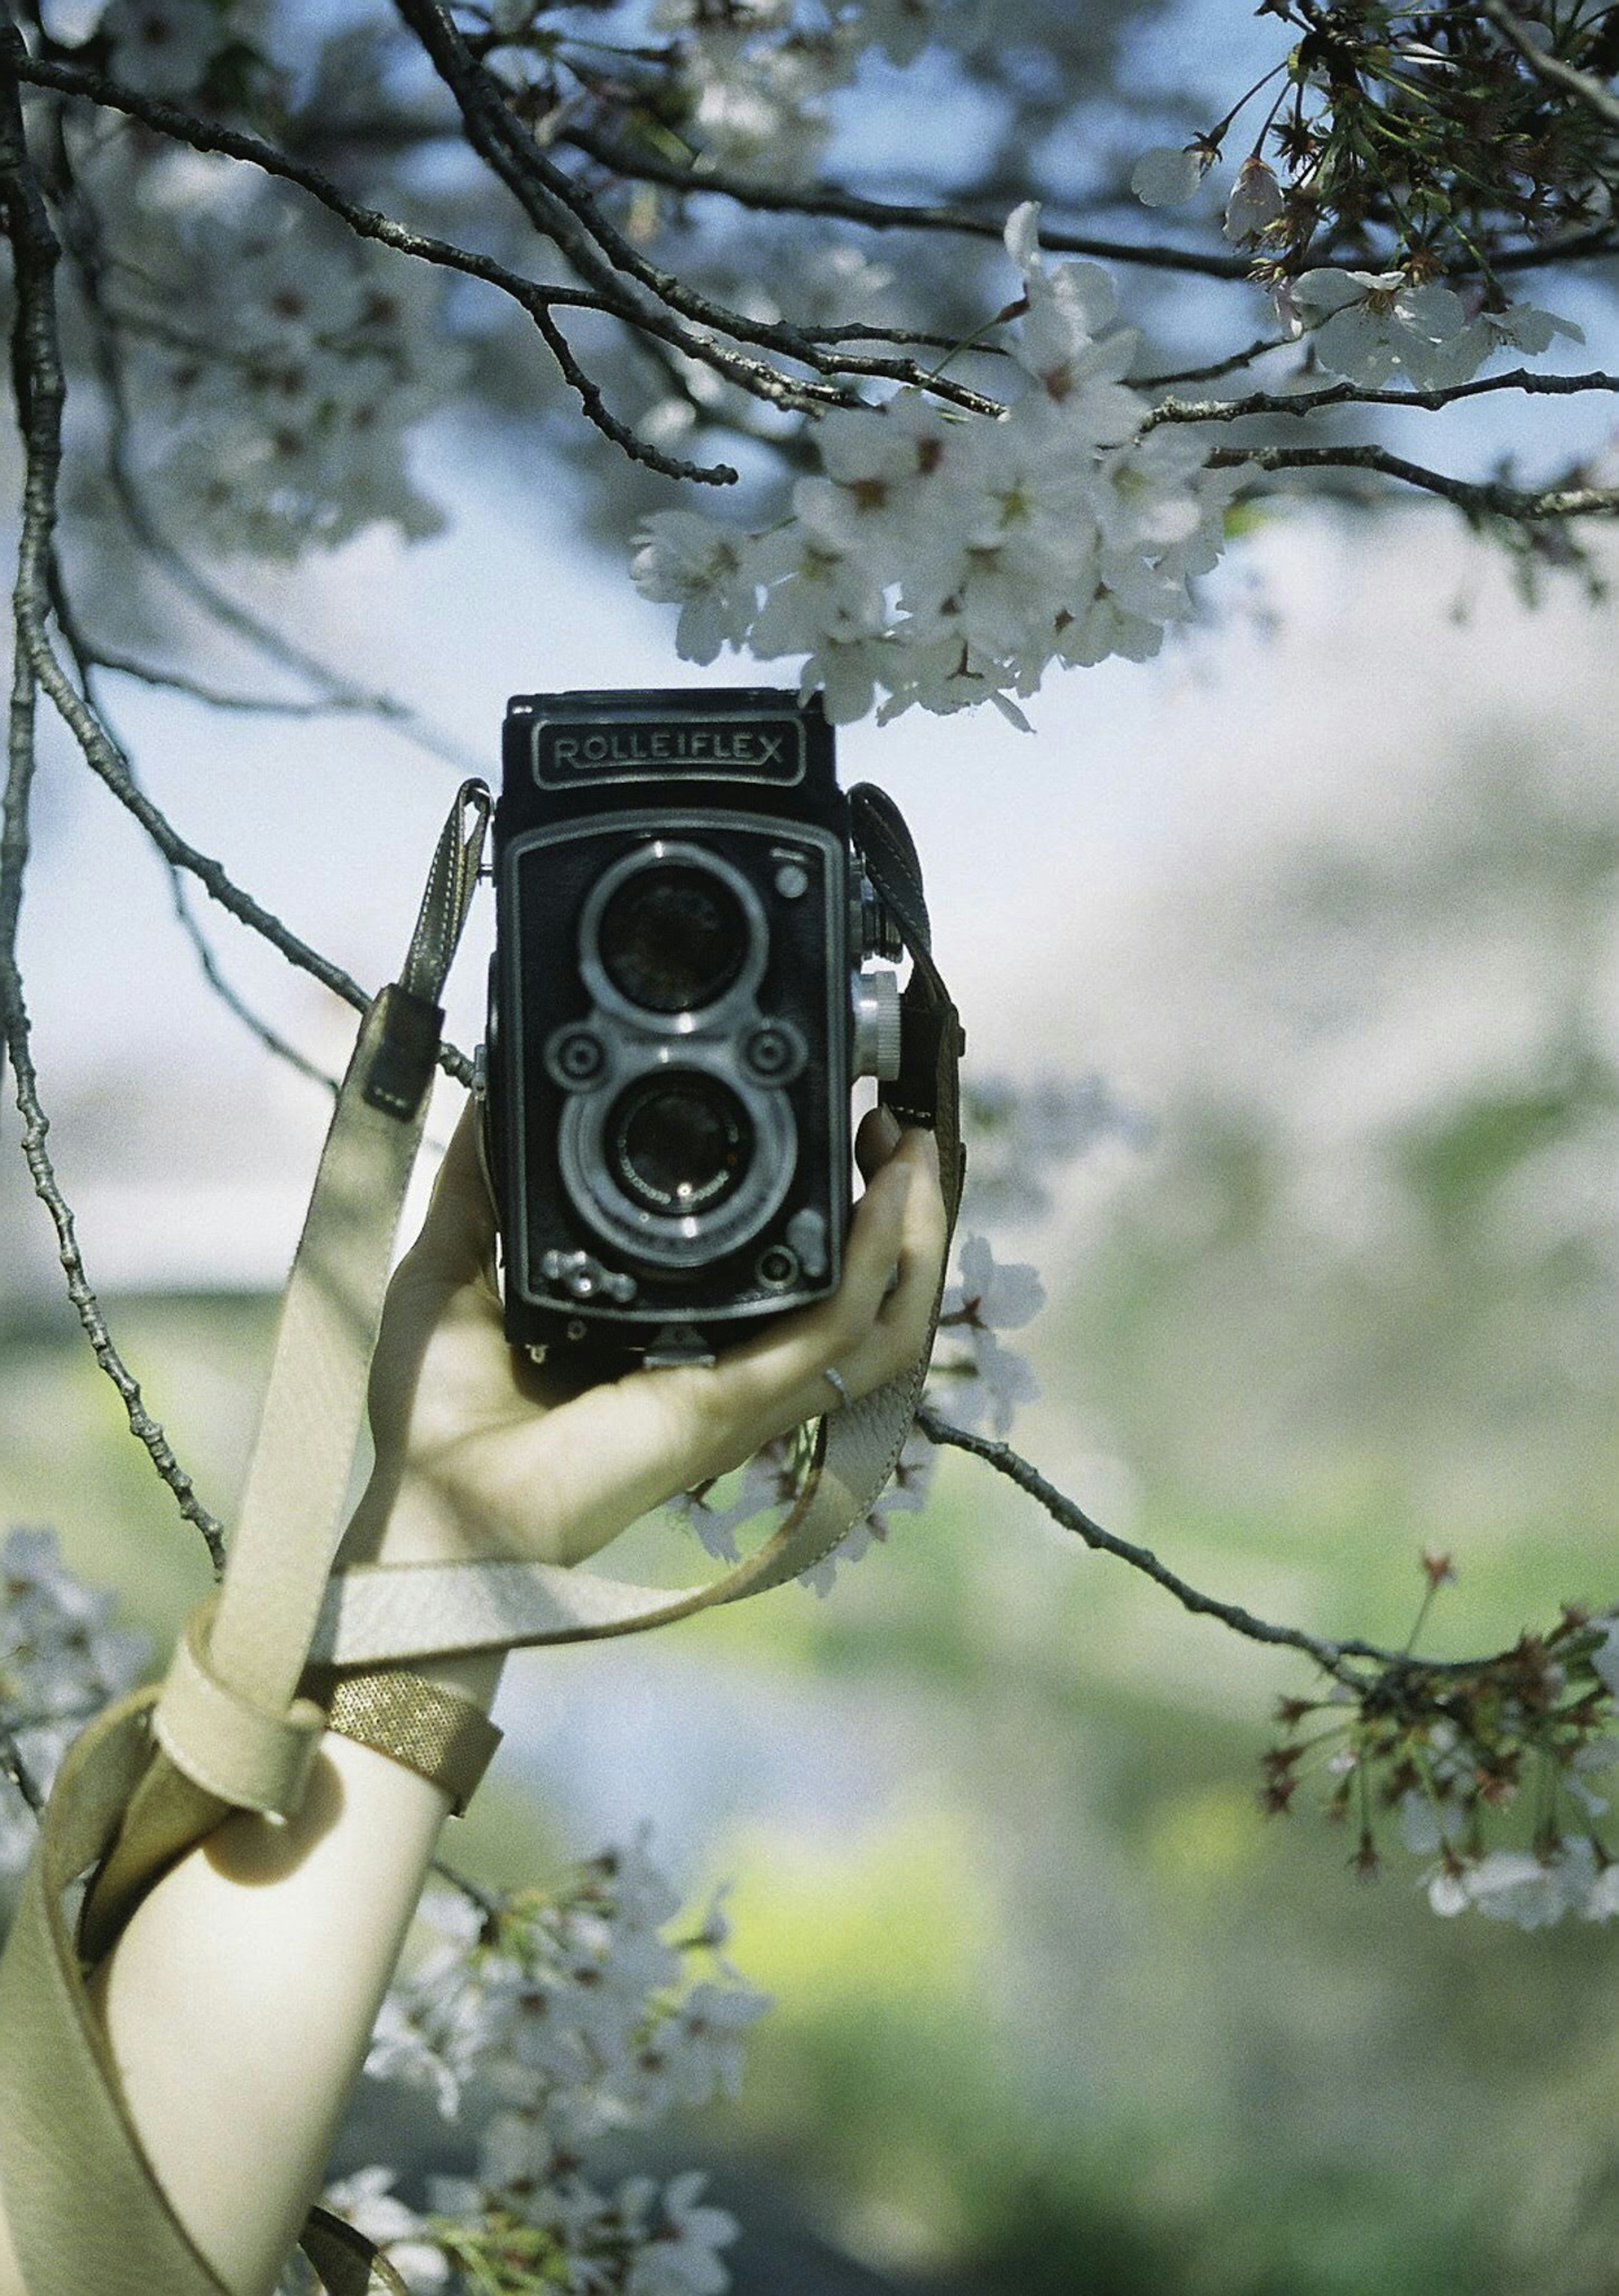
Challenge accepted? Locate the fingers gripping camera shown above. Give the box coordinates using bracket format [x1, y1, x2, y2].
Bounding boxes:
[482, 688, 909, 1368]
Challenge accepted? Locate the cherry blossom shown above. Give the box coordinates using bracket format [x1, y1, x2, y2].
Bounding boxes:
[1288, 269, 1484, 391]
[944, 1232, 1046, 1332]
[624, 2172, 739, 2296]
[632, 207, 1234, 726]
[1130, 144, 1213, 208]
[1474, 303, 1586, 359]
[1222, 157, 1287, 246]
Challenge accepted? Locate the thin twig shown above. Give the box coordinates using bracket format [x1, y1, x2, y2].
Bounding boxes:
[915, 1406, 1520, 1689]
[82, 645, 410, 719]
[1482, 0, 1619, 131]
[1145, 366, 1619, 430]
[45, 558, 343, 1098]
[430, 1856, 503, 1935]
[46, 674, 474, 1086]
[1206, 440, 1619, 520]
[557, 125, 1255, 280]
[1138, 334, 1290, 388]
[0, 69, 228, 1573]
[556, 127, 1619, 284]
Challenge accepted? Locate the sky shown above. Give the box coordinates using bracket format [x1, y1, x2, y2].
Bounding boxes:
[8, 423, 1615, 1307]
[5, 0, 1619, 1301]
[5, 409, 1204, 1293]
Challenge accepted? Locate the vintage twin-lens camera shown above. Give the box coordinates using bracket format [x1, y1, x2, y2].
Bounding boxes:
[482, 687, 906, 1368]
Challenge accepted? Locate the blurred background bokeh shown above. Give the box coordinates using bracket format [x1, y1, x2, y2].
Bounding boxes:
[6, 0, 1619, 2283]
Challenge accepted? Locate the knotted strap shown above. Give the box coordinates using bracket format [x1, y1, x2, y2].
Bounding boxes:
[0, 1686, 412, 2296]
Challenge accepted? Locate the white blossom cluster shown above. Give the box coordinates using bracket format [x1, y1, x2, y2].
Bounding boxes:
[0, 1528, 149, 1871]
[120, 180, 463, 562]
[646, 0, 952, 186]
[326, 1832, 769, 2291]
[1280, 269, 1584, 394]
[632, 204, 1238, 728]
[1131, 145, 1585, 392]
[1404, 1623, 1619, 1930]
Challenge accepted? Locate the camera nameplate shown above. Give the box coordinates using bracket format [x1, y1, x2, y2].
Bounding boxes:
[530, 709, 807, 791]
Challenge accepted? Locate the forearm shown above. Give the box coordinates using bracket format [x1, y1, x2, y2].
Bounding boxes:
[0, 1627, 503, 2296]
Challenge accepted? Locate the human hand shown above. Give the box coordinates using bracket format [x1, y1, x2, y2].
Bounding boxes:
[339, 1096, 948, 1575]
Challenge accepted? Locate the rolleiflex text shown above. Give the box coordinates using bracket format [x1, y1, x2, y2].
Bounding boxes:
[534, 716, 805, 782]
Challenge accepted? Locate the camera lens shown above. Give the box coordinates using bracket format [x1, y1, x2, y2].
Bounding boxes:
[608, 1072, 754, 1215]
[597, 862, 750, 1015]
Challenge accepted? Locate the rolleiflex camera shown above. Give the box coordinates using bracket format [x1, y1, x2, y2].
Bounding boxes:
[482, 687, 916, 1369]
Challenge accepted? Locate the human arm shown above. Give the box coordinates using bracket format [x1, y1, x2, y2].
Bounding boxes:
[0, 1099, 944, 2296]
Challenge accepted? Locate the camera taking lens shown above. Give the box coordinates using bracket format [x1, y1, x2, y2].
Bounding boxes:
[607, 1072, 753, 1215]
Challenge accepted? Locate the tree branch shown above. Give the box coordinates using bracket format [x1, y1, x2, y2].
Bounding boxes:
[75, 645, 401, 719]
[915, 1406, 1523, 1691]
[1206, 440, 1619, 521]
[1480, 0, 1619, 131]
[390, 0, 1005, 418]
[555, 126, 1619, 283]
[0, 63, 228, 1572]
[1137, 334, 1291, 389]
[1145, 366, 1619, 429]
[554, 122, 1255, 280]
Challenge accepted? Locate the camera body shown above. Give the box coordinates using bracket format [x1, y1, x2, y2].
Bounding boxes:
[483, 688, 903, 1367]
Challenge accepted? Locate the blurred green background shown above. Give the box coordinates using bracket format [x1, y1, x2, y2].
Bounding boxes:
[5, 507, 1619, 2296]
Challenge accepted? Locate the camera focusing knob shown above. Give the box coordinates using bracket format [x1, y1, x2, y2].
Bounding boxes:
[851, 968, 903, 1082]
[855, 872, 904, 963]
[539, 1247, 636, 1304]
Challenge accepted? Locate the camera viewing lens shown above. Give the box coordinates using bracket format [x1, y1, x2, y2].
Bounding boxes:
[608, 1073, 753, 1216]
[596, 862, 750, 1015]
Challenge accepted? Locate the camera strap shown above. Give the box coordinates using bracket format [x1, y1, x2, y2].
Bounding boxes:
[0, 775, 963, 2296]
